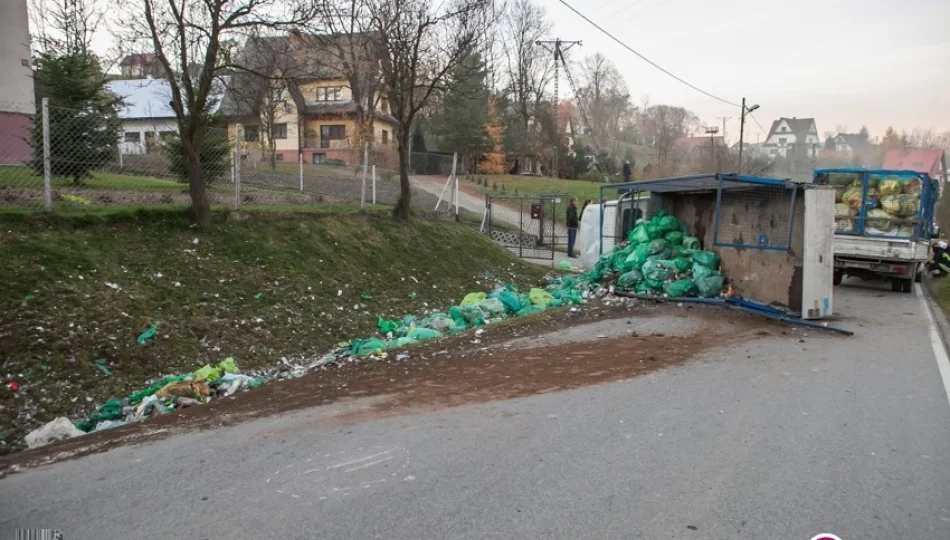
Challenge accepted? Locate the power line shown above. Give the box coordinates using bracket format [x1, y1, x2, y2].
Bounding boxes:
[555, 0, 740, 108]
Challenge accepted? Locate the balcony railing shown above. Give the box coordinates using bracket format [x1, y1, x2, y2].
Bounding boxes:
[303, 136, 395, 149]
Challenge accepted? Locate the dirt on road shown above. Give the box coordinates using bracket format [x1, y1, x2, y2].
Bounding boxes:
[0, 300, 799, 476]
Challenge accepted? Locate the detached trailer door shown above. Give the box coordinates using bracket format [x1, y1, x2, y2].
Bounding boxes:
[802, 186, 835, 319]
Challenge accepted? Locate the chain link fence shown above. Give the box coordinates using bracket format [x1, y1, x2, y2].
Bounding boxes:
[0, 101, 460, 216]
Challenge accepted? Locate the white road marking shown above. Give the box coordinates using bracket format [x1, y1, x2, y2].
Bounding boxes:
[326, 449, 394, 471]
[344, 455, 395, 473]
[915, 284, 950, 408]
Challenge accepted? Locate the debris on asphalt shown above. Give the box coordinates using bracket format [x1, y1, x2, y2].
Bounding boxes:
[25, 417, 85, 449]
[93, 359, 113, 377]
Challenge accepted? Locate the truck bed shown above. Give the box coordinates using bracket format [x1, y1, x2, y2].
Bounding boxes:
[833, 235, 929, 261]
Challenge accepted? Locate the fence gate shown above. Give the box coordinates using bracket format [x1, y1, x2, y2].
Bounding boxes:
[485, 195, 561, 260]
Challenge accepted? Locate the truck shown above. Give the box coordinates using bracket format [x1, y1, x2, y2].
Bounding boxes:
[813, 168, 940, 293]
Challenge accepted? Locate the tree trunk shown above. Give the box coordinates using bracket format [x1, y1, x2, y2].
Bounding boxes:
[185, 144, 211, 224]
[393, 132, 412, 220]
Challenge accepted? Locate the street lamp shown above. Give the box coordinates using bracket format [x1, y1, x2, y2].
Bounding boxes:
[738, 98, 760, 175]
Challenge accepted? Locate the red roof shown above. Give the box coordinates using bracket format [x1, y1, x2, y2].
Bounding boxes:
[881, 148, 945, 176]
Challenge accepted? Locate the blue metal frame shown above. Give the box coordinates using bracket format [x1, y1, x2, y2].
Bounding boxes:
[814, 168, 936, 241]
[711, 176, 798, 251]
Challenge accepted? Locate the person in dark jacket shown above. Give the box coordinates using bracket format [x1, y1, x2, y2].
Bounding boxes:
[928, 240, 950, 277]
[622, 160, 632, 182]
[566, 198, 579, 258]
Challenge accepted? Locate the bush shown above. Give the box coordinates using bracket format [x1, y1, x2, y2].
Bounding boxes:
[580, 171, 604, 182]
[166, 129, 231, 186]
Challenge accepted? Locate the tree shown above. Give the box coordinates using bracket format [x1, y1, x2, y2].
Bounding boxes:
[436, 50, 490, 169]
[500, 0, 552, 153]
[637, 104, 699, 168]
[364, 0, 495, 219]
[824, 136, 836, 151]
[880, 126, 903, 151]
[478, 95, 506, 174]
[858, 125, 870, 143]
[577, 53, 630, 139]
[123, 0, 319, 223]
[166, 120, 230, 185]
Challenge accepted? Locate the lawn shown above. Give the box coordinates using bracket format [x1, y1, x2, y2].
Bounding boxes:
[466, 174, 607, 202]
[0, 165, 183, 191]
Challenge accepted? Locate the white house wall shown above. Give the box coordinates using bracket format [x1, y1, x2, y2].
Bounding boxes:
[119, 119, 179, 154]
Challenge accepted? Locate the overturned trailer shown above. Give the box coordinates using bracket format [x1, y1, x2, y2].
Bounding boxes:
[595, 174, 836, 320]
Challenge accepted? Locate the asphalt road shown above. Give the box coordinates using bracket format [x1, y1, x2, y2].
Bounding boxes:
[3, 284, 950, 540]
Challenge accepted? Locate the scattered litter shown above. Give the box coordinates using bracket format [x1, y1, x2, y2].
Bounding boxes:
[93, 420, 127, 432]
[25, 417, 85, 449]
[105, 282, 121, 291]
[253, 293, 263, 300]
[408, 292, 417, 299]
[174, 282, 181, 287]
[136, 324, 158, 345]
[7, 381, 19, 392]
[192, 238, 200, 245]
[361, 293, 373, 300]
[558, 260, 573, 270]
[93, 359, 113, 377]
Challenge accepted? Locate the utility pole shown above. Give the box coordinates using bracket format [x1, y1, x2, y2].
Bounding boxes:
[716, 116, 731, 142]
[537, 38, 581, 178]
[738, 98, 760, 175]
[705, 126, 720, 172]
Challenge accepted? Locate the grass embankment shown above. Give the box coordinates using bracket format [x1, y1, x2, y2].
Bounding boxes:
[0, 166, 182, 191]
[467, 174, 605, 201]
[0, 208, 549, 452]
[926, 192, 950, 313]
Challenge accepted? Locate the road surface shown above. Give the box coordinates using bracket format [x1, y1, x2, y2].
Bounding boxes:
[3, 283, 950, 540]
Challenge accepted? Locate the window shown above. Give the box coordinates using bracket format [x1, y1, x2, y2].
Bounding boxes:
[382, 129, 389, 145]
[320, 125, 346, 148]
[124, 132, 141, 143]
[315, 87, 343, 101]
[159, 130, 176, 141]
[275, 153, 284, 161]
[244, 125, 259, 141]
[778, 137, 787, 145]
[272, 123, 287, 139]
[313, 153, 326, 164]
[780, 126, 787, 132]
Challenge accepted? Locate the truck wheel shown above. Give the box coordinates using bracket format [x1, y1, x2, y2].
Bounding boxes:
[915, 266, 923, 283]
[833, 271, 843, 286]
[901, 279, 913, 293]
[891, 279, 902, 292]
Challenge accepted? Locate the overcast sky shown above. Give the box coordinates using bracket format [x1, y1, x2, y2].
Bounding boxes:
[546, 0, 950, 142]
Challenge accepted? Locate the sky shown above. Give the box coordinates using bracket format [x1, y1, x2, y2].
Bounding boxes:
[77, 0, 950, 144]
[545, 0, 950, 142]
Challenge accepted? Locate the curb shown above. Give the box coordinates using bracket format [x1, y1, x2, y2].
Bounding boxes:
[921, 281, 950, 357]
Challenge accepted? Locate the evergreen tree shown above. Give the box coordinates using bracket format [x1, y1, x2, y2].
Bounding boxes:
[478, 96, 507, 174]
[30, 51, 122, 185]
[437, 51, 490, 169]
[166, 117, 231, 186]
[824, 136, 836, 151]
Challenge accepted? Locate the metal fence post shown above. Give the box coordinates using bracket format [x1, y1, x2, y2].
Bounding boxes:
[451, 152, 459, 216]
[234, 124, 242, 212]
[41, 97, 52, 213]
[360, 142, 368, 210]
[298, 151, 303, 192]
[372, 165, 376, 205]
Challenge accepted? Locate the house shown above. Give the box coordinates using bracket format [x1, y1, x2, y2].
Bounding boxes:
[220, 33, 398, 166]
[0, 0, 33, 164]
[762, 117, 820, 159]
[882, 148, 948, 184]
[118, 54, 167, 79]
[833, 133, 875, 164]
[105, 78, 227, 154]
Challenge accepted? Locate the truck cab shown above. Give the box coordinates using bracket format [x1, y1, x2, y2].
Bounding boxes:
[813, 168, 939, 293]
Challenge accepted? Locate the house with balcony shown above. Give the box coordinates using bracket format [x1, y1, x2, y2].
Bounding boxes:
[220, 33, 398, 166]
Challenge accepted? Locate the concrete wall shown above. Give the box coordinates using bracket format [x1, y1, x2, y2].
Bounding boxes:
[654, 187, 808, 311]
[0, 0, 33, 113]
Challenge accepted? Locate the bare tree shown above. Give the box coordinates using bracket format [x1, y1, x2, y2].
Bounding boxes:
[30, 0, 106, 55]
[500, 0, 552, 152]
[119, 0, 320, 223]
[364, 0, 495, 219]
[637, 104, 699, 170]
[577, 53, 631, 142]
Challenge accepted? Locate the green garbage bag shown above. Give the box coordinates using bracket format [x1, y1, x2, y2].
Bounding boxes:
[353, 338, 387, 356]
[449, 305, 466, 326]
[664, 231, 684, 246]
[664, 279, 695, 298]
[695, 274, 725, 298]
[644, 278, 665, 290]
[386, 336, 420, 349]
[217, 357, 239, 375]
[407, 327, 442, 341]
[194, 364, 223, 382]
[634, 280, 651, 295]
[628, 223, 651, 244]
[516, 305, 545, 317]
[529, 288, 554, 307]
[671, 245, 691, 258]
[642, 260, 671, 281]
[672, 257, 691, 272]
[76, 398, 125, 432]
[558, 260, 573, 270]
[558, 289, 583, 305]
[679, 221, 690, 235]
[659, 215, 680, 233]
[617, 270, 644, 291]
[479, 298, 506, 317]
[549, 298, 563, 308]
[560, 276, 576, 289]
[128, 375, 188, 405]
[646, 222, 663, 240]
[682, 236, 701, 250]
[377, 316, 399, 335]
[692, 250, 721, 270]
[461, 305, 486, 324]
[461, 292, 486, 307]
[489, 289, 522, 313]
[624, 244, 650, 270]
[648, 239, 667, 255]
[692, 262, 715, 280]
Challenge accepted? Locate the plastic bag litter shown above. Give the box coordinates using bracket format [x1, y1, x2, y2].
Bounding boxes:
[407, 327, 442, 341]
[460, 292, 487, 307]
[155, 379, 211, 400]
[625, 243, 650, 269]
[644, 278, 665, 290]
[648, 239, 668, 255]
[629, 223, 651, 244]
[664, 231, 684, 246]
[672, 257, 691, 272]
[516, 305, 545, 317]
[448, 305, 467, 325]
[528, 288, 554, 308]
[386, 336, 419, 349]
[194, 364, 223, 382]
[218, 357, 239, 375]
[664, 279, 695, 298]
[692, 262, 715, 280]
[617, 270, 644, 291]
[696, 274, 725, 298]
[488, 289, 521, 312]
[460, 305, 487, 325]
[642, 260, 671, 282]
[76, 399, 125, 432]
[879, 177, 903, 197]
[682, 236, 701, 250]
[136, 324, 158, 345]
[479, 298, 507, 317]
[352, 337, 387, 356]
[424, 315, 455, 332]
[866, 209, 894, 232]
[902, 176, 922, 196]
[558, 260, 573, 270]
[692, 250, 721, 270]
[881, 194, 919, 217]
[128, 375, 189, 405]
[377, 316, 399, 335]
[658, 215, 680, 233]
[671, 245, 691, 258]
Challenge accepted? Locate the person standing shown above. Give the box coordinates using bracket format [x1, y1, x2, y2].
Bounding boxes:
[622, 160, 632, 182]
[566, 198, 579, 258]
